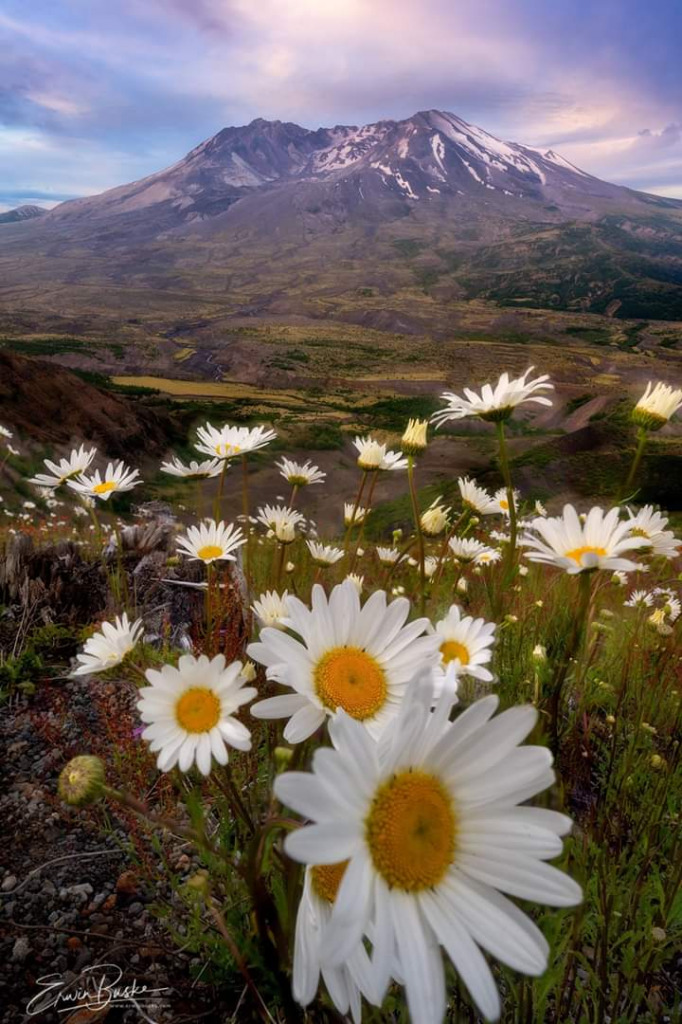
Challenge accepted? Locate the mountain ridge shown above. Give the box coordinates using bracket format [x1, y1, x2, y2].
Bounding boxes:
[2, 109, 682, 322]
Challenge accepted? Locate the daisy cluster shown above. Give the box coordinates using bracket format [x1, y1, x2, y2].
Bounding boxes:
[9, 370, 680, 1024]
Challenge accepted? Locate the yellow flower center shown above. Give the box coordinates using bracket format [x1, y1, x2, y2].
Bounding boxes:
[310, 861, 348, 904]
[366, 771, 456, 891]
[215, 443, 241, 456]
[630, 527, 650, 539]
[499, 499, 509, 510]
[314, 646, 387, 720]
[175, 687, 221, 733]
[439, 640, 470, 666]
[197, 544, 224, 561]
[565, 545, 607, 564]
[93, 481, 117, 494]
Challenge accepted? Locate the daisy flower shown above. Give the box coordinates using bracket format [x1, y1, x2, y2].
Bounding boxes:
[67, 461, 141, 501]
[176, 519, 246, 565]
[433, 605, 497, 690]
[256, 504, 305, 543]
[277, 458, 326, 487]
[0, 424, 13, 439]
[534, 500, 548, 517]
[420, 497, 450, 537]
[29, 445, 97, 489]
[632, 381, 682, 431]
[353, 437, 407, 472]
[72, 613, 143, 676]
[307, 541, 344, 566]
[344, 503, 368, 526]
[195, 422, 277, 459]
[627, 505, 680, 560]
[160, 455, 224, 479]
[423, 556, 439, 579]
[375, 546, 405, 566]
[448, 537, 501, 566]
[521, 505, 648, 575]
[275, 680, 581, 1024]
[493, 487, 521, 518]
[458, 478, 498, 516]
[354, 436, 387, 470]
[344, 573, 364, 594]
[432, 368, 554, 426]
[401, 418, 429, 455]
[653, 588, 681, 622]
[624, 590, 653, 609]
[292, 865, 377, 1022]
[138, 654, 256, 775]
[247, 581, 439, 743]
[252, 589, 289, 629]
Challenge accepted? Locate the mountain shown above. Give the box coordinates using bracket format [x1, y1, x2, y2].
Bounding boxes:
[0, 205, 47, 224]
[2, 110, 682, 321]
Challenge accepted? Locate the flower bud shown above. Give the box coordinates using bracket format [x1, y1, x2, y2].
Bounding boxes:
[241, 660, 257, 683]
[58, 755, 106, 807]
[532, 644, 547, 664]
[274, 746, 294, 771]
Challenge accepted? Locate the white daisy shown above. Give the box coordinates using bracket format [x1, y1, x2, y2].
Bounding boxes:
[624, 590, 653, 609]
[256, 504, 305, 544]
[534, 500, 548, 517]
[420, 497, 450, 537]
[448, 537, 501, 566]
[292, 865, 377, 1022]
[0, 424, 12, 439]
[138, 654, 256, 776]
[195, 422, 277, 460]
[307, 541, 345, 566]
[353, 436, 407, 472]
[253, 590, 290, 629]
[627, 505, 680, 560]
[653, 588, 681, 622]
[277, 458, 326, 487]
[29, 445, 97, 489]
[632, 381, 682, 430]
[354, 436, 387, 470]
[432, 368, 554, 426]
[458, 478, 498, 515]
[493, 487, 521, 518]
[72, 613, 143, 676]
[521, 505, 648, 575]
[275, 680, 581, 1024]
[401, 418, 429, 455]
[160, 455, 224, 479]
[344, 503, 368, 526]
[67, 461, 141, 501]
[176, 519, 246, 565]
[423, 556, 439, 579]
[375, 546, 405, 566]
[248, 581, 439, 743]
[433, 605, 497, 689]
[344, 573, 364, 594]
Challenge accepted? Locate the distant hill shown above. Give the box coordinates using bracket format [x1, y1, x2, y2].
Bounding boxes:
[0, 205, 46, 224]
[2, 110, 682, 321]
[0, 351, 173, 458]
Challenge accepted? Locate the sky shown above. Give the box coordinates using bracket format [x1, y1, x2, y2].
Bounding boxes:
[1, 0, 681, 211]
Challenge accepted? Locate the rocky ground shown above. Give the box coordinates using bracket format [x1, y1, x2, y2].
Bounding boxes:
[0, 667, 241, 1024]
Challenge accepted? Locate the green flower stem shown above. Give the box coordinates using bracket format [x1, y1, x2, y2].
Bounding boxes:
[288, 483, 299, 507]
[213, 459, 228, 521]
[350, 470, 379, 572]
[242, 454, 252, 596]
[495, 419, 518, 584]
[619, 427, 648, 503]
[344, 470, 368, 557]
[407, 454, 427, 615]
[549, 570, 593, 754]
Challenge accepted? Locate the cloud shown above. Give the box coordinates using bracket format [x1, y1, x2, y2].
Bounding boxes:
[1, 0, 681, 203]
